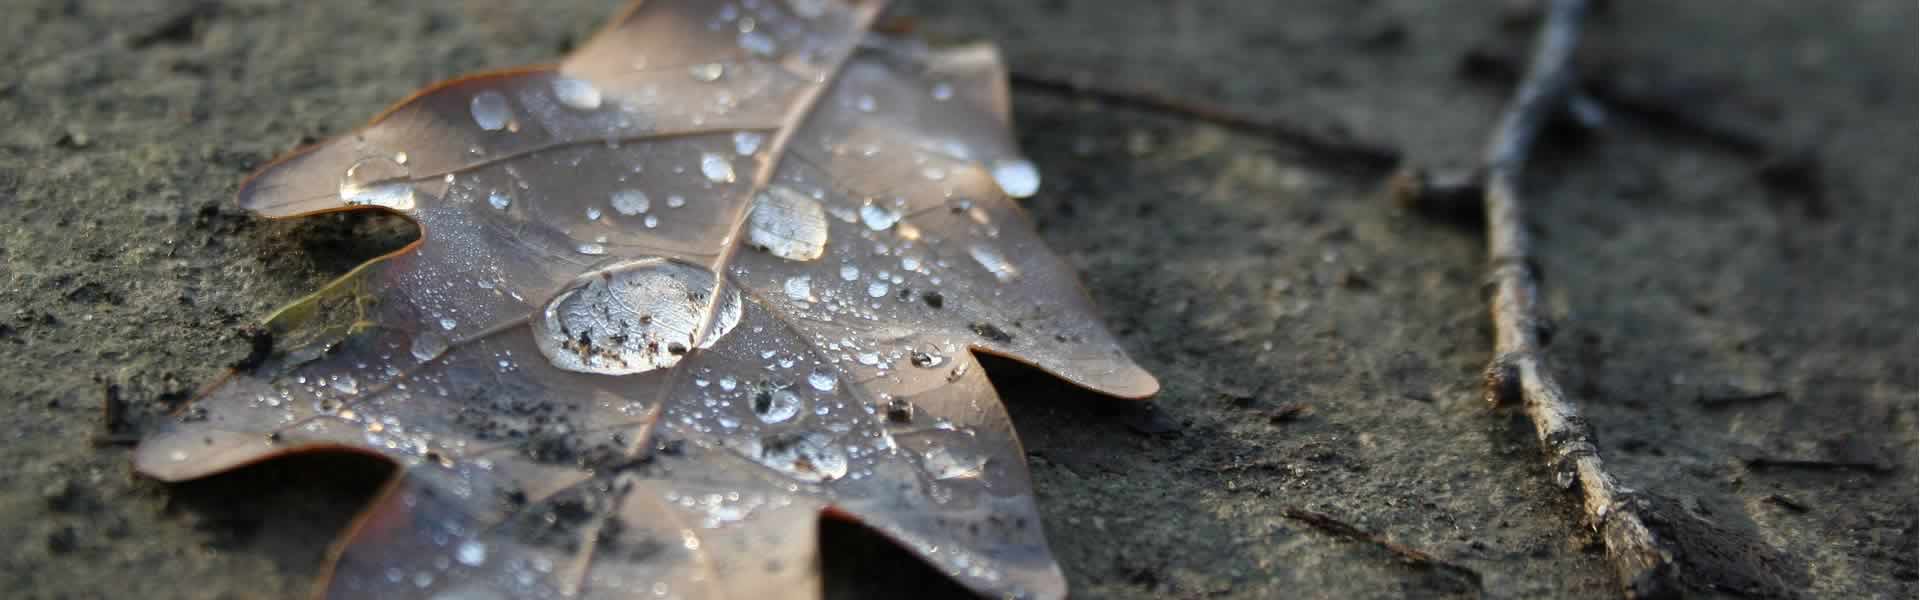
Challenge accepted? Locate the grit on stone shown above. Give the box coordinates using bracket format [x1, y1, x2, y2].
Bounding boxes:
[0, 1, 1912, 598]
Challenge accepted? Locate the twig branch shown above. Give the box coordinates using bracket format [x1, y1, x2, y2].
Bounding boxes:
[1008, 71, 1402, 174]
[1410, 1, 1681, 597]
[1280, 507, 1483, 589]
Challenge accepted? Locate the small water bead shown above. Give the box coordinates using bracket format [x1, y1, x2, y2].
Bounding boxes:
[576, 242, 607, 255]
[339, 157, 416, 210]
[741, 433, 847, 483]
[858, 202, 900, 231]
[469, 90, 512, 131]
[666, 195, 686, 208]
[839, 265, 860, 281]
[991, 159, 1041, 198]
[552, 77, 603, 110]
[900, 256, 921, 271]
[487, 191, 511, 210]
[807, 367, 837, 392]
[866, 281, 889, 298]
[930, 81, 954, 101]
[643, 215, 659, 228]
[784, 275, 812, 302]
[331, 376, 359, 395]
[719, 376, 738, 391]
[456, 541, 488, 566]
[393, 152, 409, 165]
[688, 63, 725, 82]
[968, 244, 1020, 282]
[611, 189, 651, 215]
[586, 206, 603, 220]
[700, 153, 736, 183]
[733, 131, 765, 156]
[439, 318, 458, 331]
[746, 186, 827, 261]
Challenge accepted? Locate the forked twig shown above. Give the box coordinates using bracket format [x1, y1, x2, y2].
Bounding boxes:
[1412, 0, 1680, 596]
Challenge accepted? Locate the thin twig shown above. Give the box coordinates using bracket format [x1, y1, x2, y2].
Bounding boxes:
[1448, 1, 1679, 597]
[1280, 507, 1483, 589]
[1008, 71, 1402, 174]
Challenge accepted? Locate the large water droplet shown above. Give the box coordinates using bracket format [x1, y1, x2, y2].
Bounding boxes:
[857, 202, 900, 231]
[410, 331, 451, 362]
[487, 191, 511, 210]
[741, 433, 846, 482]
[808, 367, 837, 392]
[753, 388, 803, 423]
[866, 281, 889, 298]
[700, 153, 735, 183]
[552, 77, 603, 110]
[611, 189, 650, 216]
[469, 91, 512, 131]
[746, 185, 827, 261]
[532, 260, 741, 375]
[968, 244, 1020, 282]
[339, 157, 416, 210]
[991, 159, 1040, 198]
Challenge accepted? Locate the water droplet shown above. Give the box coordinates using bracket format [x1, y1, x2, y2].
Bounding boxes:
[439, 318, 458, 331]
[991, 159, 1040, 198]
[856, 352, 880, 366]
[719, 376, 738, 391]
[784, 275, 812, 302]
[742, 433, 846, 482]
[808, 367, 837, 392]
[611, 190, 650, 215]
[410, 331, 450, 362]
[393, 152, 409, 165]
[746, 186, 827, 261]
[576, 242, 607, 255]
[552, 77, 603, 110]
[339, 157, 416, 210]
[921, 446, 986, 480]
[839, 265, 860, 281]
[857, 202, 900, 231]
[487, 191, 511, 210]
[331, 375, 358, 395]
[866, 281, 889, 298]
[732, 131, 765, 156]
[900, 256, 921, 271]
[666, 195, 687, 208]
[754, 388, 802, 423]
[470, 90, 512, 131]
[737, 31, 777, 56]
[931, 81, 953, 101]
[700, 153, 735, 183]
[586, 206, 603, 220]
[533, 260, 741, 375]
[643, 215, 659, 228]
[688, 63, 725, 82]
[968, 244, 1019, 282]
[456, 541, 487, 566]
[909, 350, 944, 368]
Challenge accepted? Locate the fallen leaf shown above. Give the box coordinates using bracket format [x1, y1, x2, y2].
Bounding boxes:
[135, 1, 1157, 598]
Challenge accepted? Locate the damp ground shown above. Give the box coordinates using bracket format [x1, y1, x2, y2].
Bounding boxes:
[1, 1, 1913, 598]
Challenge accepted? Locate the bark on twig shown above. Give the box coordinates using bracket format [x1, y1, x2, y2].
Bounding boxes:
[1009, 71, 1402, 174]
[1422, 1, 1682, 596]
